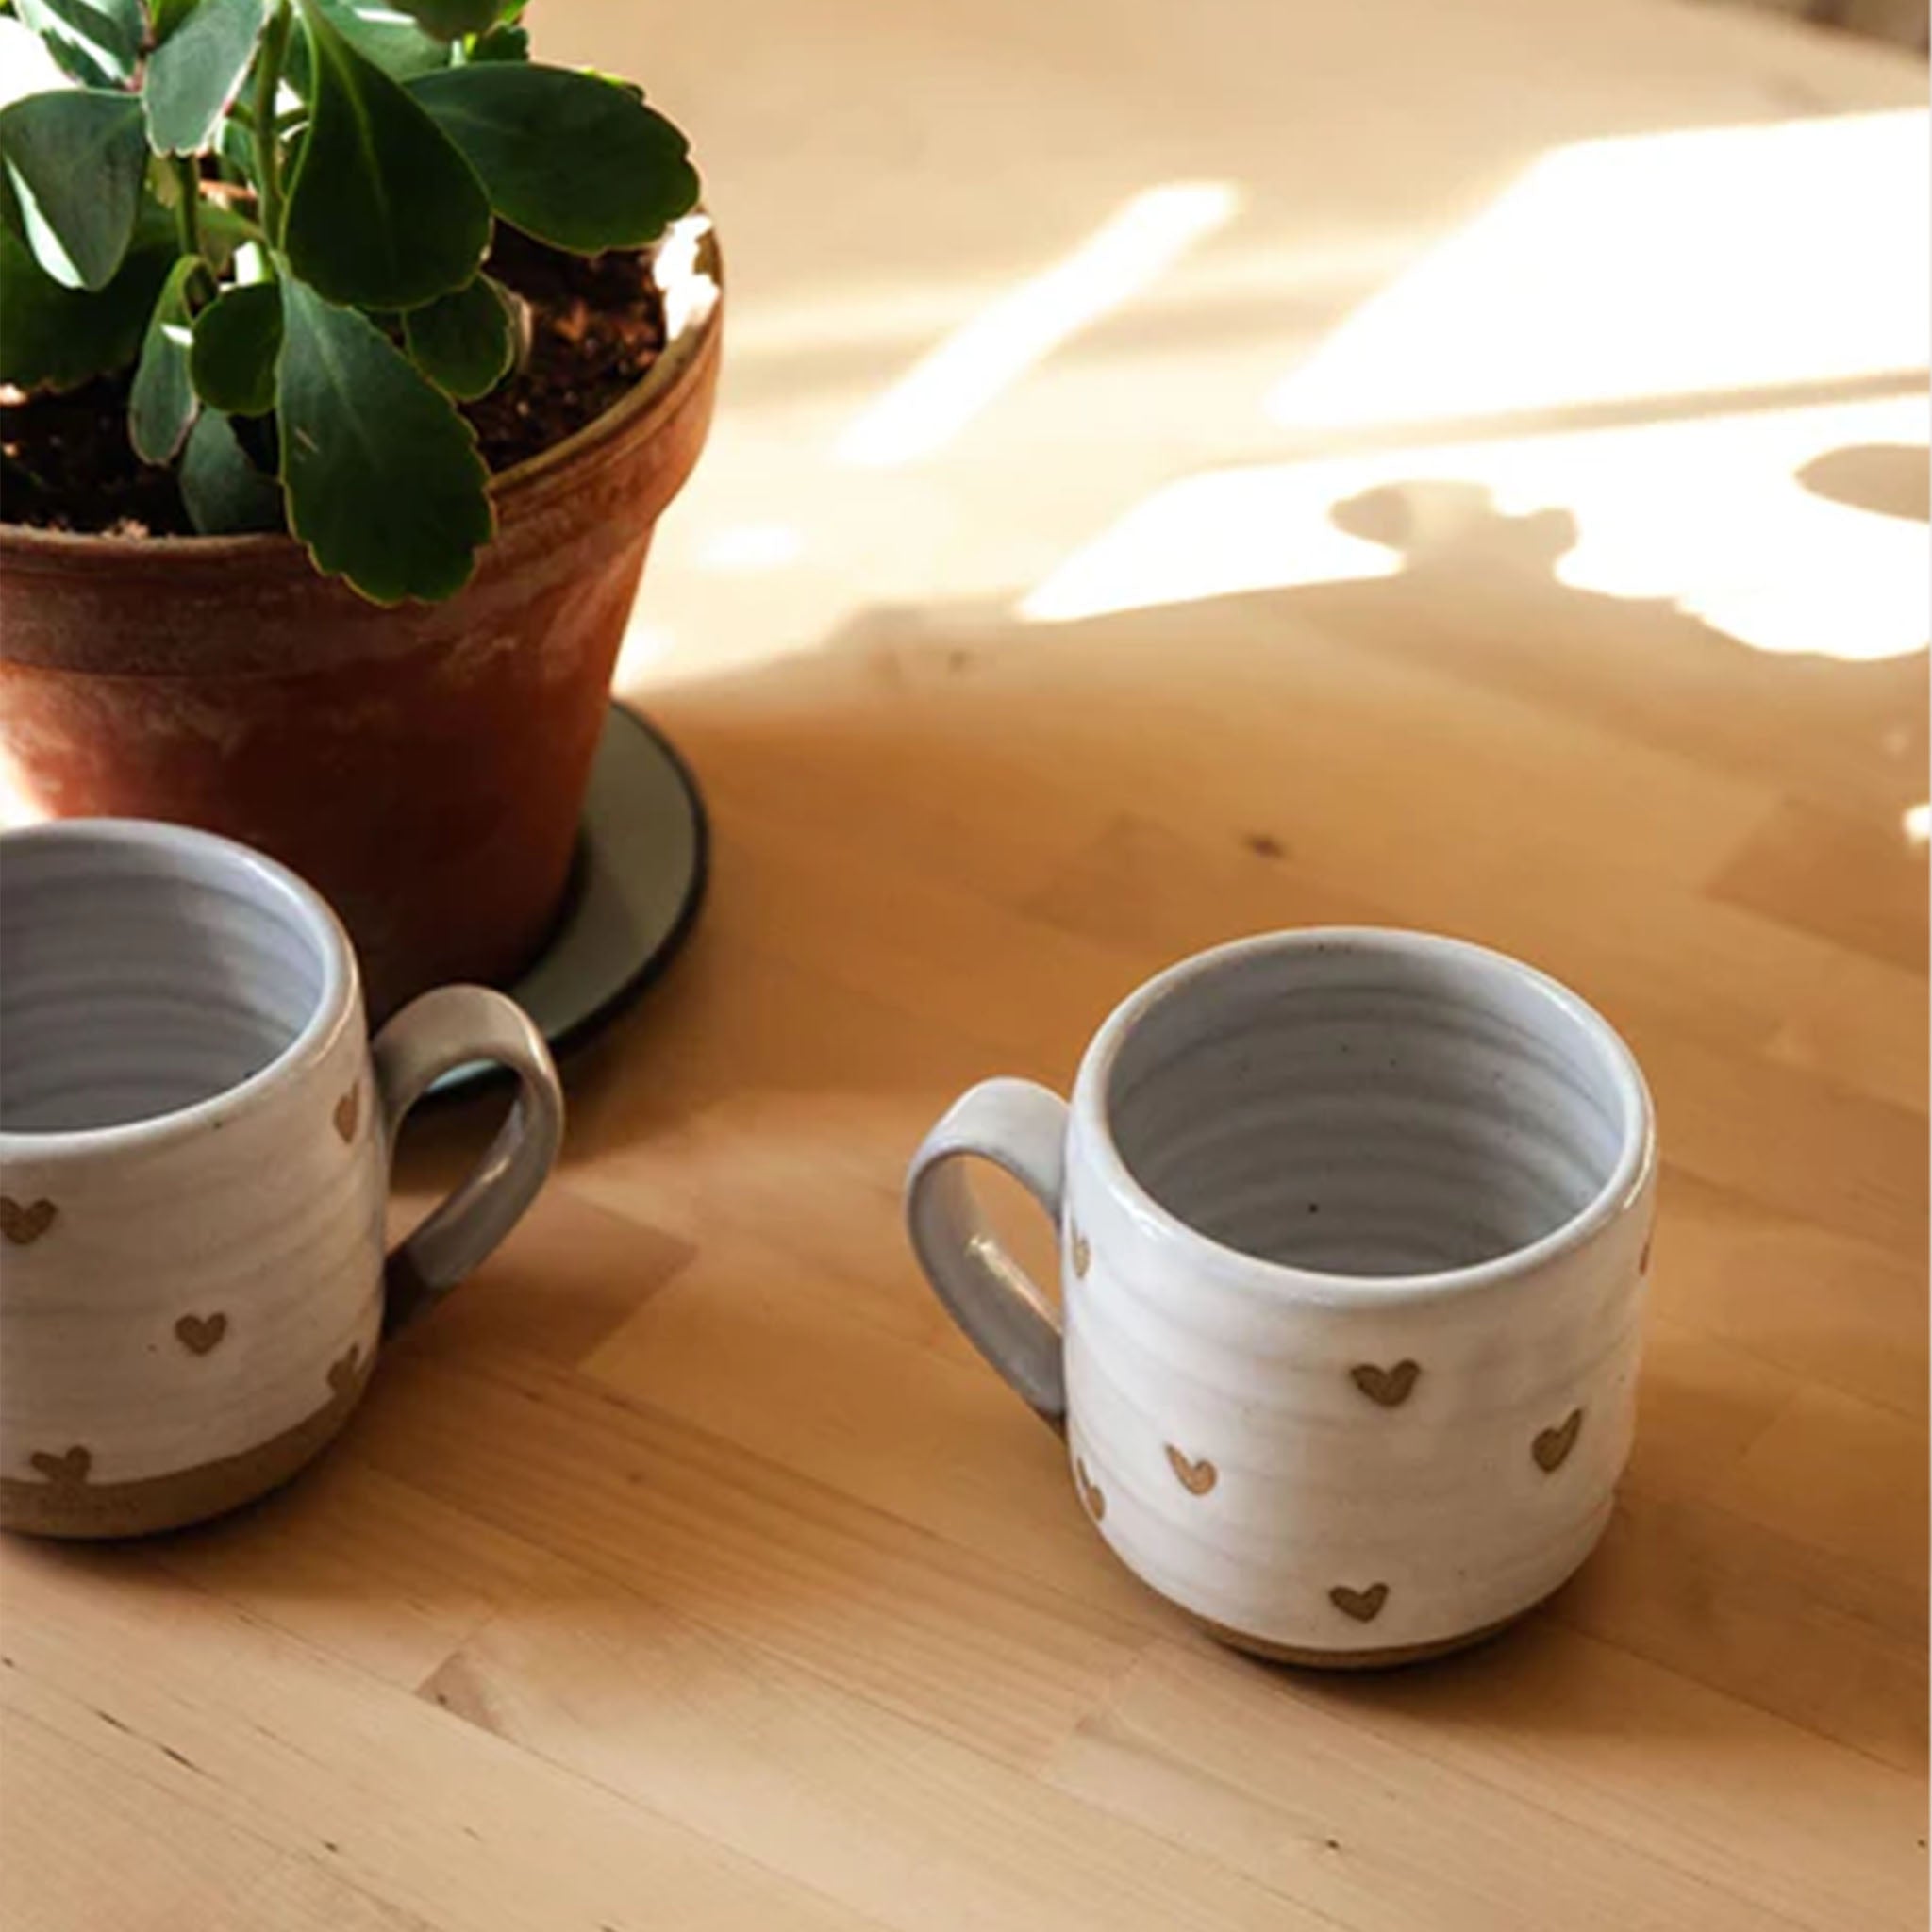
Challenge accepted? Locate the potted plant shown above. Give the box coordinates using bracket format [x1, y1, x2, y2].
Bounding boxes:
[0, 0, 721, 1015]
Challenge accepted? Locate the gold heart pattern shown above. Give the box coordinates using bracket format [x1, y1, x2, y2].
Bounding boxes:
[1071, 1230, 1091, 1280]
[1533, 1407, 1584, 1473]
[332, 1086, 360, 1145]
[0, 1196, 58, 1245]
[326, 1343, 363, 1402]
[1351, 1359, 1421, 1407]
[1329, 1581, 1389, 1623]
[1164, 1443, 1218, 1495]
[30, 1445, 92, 1486]
[1074, 1457, 1106, 1523]
[175, 1312, 229, 1357]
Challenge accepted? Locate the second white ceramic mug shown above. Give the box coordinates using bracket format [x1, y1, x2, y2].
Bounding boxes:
[907, 929, 1657, 1665]
[0, 819, 565, 1538]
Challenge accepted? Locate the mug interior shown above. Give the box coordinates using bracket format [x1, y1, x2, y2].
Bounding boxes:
[0, 823, 336, 1135]
[1102, 935, 1640, 1277]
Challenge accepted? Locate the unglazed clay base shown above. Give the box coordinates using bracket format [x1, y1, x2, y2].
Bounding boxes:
[0, 1345, 375, 1540]
[1186, 1601, 1541, 1671]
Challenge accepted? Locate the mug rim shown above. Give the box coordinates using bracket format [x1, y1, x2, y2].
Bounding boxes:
[1072, 927, 1656, 1305]
[0, 818, 358, 1159]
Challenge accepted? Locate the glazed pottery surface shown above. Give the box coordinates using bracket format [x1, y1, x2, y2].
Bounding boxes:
[906, 929, 1657, 1664]
[0, 225, 723, 1020]
[0, 819, 565, 1537]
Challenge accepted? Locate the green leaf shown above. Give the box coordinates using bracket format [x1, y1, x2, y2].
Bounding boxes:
[0, 193, 172, 388]
[0, 89, 145, 290]
[402, 272, 513, 399]
[281, 0, 490, 309]
[180, 405, 284, 530]
[149, 0, 201, 42]
[191, 277, 279, 412]
[217, 112, 256, 175]
[465, 20, 525, 60]
[143, 0, 270, 156]
[195, 197, 259, 275]
[291, 0, 450, 84]
[127, 252, 203, 461]
[386, 0, 497, 39]
[14, 0, 142, 87]
[407, 64, 698, 254]
[275, 273, 492, 603]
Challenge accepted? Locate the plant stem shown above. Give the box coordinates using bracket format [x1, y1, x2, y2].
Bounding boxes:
[171, 156, 203, 260]
[252, 0, 294, 241]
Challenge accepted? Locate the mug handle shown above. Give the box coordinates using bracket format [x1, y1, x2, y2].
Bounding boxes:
[905, 1077, 1069, 1425]
[371, 986, 565, 1334]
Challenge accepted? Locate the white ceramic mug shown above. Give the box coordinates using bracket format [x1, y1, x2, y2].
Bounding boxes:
[907, 930, 1657, 1665]
[0, 819, 565, 1538]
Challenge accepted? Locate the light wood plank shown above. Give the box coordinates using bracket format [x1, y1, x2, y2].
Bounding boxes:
[0, 1548, 881, 1932]
[1187, 1622, 1925, 1930]
[0, 1710, 438, 1932]
[423, 1597, 1324, 1932]
[349, 1350, 1153, 1767]
[1708, 1382, 1930, 1589]
[1045, 1641, 1837, 1932]
[1712, 797, 1928, 972]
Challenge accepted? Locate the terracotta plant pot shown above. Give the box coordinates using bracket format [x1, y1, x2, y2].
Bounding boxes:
[0, 226, 722, 1019]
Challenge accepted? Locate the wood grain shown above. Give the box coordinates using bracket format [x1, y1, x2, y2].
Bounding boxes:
[2, 0, 1925, 1926]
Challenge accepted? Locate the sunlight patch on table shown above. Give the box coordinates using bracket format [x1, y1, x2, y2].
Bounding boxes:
[1021, 467, 1404, 620]
[697, 523, 806, 572]
[1267, 111, 1929, 432]
[1022, 394, 1930, 663]
[835, 182, 1240, 469]
[615, 622, 678, 687]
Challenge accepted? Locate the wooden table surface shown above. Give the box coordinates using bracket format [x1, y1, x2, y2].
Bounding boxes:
[3, 3, 1927, 1927]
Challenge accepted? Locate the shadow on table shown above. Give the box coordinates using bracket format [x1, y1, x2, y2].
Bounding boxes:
[1795, 441, 1932, 523]
[553, 463, 1927, 1129]
[177, 465, 1922, 1735]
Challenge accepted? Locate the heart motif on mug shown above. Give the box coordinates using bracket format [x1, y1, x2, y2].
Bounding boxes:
[1351, 1359, 1421, 1407]
[1071, 1230, 1091, 1280]
[29, 1445, 92, 1486]
[332, 1086, 360, 1145]
[1164, 1444, 1218, 1495]
[326, 1344, 363, 1402]
[1533, 1407, 1584, 1473]
[1074, 1457, 1106, 1524]
[0, 1196, 58, 1246]
[1329, 1582, 1389, 1623]
[175, 1312, 228, 1357]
